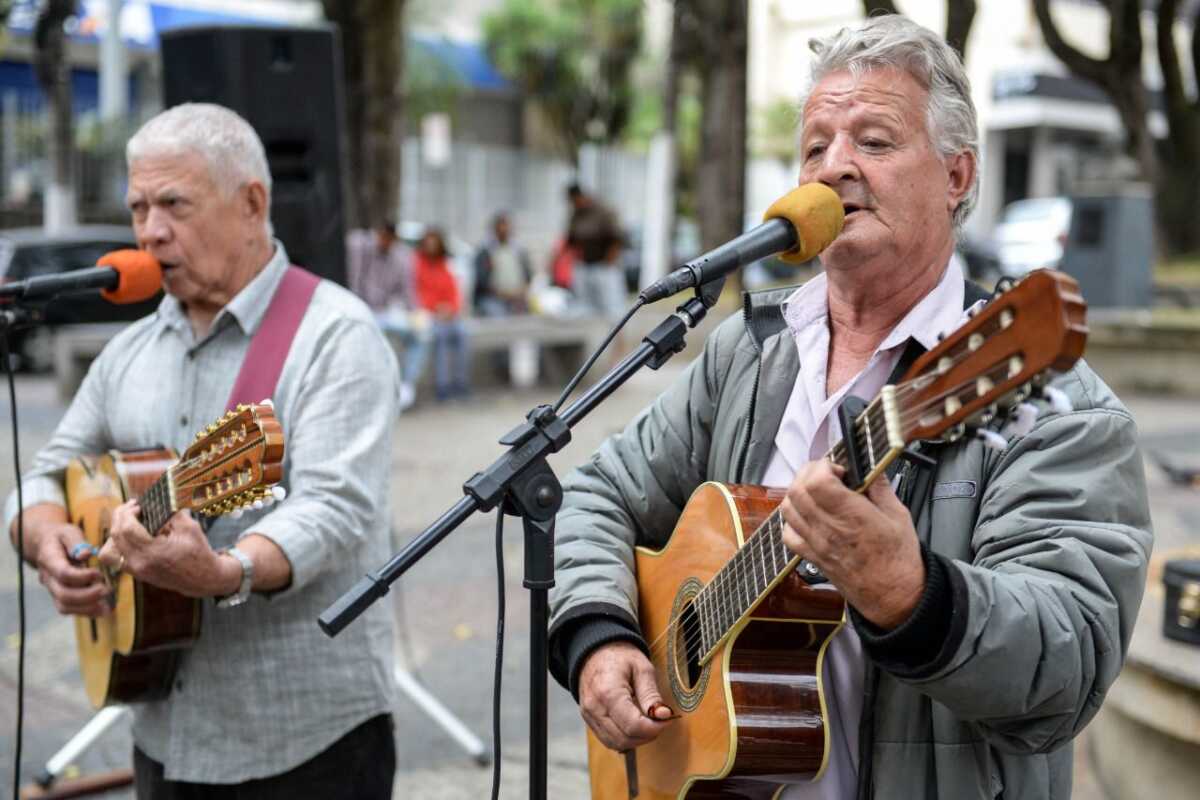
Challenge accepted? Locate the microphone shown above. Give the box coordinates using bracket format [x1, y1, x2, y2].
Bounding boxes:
[0, 249, 162, 305]
[639, 183, 845, 304]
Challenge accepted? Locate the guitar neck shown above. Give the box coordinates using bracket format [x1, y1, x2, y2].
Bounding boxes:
[694, 389, 904, 662]
[138, 468, 178, 536]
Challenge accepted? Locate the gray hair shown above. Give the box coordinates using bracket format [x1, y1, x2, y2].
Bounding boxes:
[802, 14, 979, 231]
[127, 103, 273, 201]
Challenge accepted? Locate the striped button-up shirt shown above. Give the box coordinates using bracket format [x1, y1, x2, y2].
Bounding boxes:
[4, 243, 400, 782]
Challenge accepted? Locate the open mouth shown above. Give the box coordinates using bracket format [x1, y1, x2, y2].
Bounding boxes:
[842, 203, 865, 218]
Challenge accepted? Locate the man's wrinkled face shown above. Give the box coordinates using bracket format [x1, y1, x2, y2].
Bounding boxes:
[126, 152, 256, 308]
[799, 66, 968, 274]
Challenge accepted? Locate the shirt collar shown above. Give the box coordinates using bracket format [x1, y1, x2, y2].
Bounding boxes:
[155, 241, 291, 338]
[779, 256, 965, 353]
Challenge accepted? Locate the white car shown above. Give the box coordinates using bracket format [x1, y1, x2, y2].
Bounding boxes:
[991, 197, 1073, 278]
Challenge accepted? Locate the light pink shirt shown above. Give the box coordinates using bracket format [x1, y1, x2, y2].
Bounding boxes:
[766, 257, 969, 799]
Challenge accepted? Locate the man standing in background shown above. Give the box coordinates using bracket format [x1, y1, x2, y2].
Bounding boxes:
[346, 221, 429, 410]
[565, 184, 625, 322]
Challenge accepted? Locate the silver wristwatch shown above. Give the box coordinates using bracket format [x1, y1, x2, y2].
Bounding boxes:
[216, 546, 255, 609]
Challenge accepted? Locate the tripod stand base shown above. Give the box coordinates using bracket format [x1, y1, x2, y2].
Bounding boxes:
[393, 666, 490, 766]
[20, 769, 134, 800]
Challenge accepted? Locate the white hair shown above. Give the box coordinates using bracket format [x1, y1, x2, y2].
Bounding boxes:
[801, 15, 980, 231]
[127, 103, 273, 201]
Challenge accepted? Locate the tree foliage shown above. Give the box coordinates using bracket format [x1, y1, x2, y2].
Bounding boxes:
[482, 0, 642, 162]
[1031, 0, 1200, 255]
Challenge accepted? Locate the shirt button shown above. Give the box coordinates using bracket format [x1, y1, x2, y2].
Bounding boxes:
[180, 415, 189, 427]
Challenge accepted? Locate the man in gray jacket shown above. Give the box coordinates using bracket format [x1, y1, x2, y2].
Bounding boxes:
[548, 15, 1152, 799]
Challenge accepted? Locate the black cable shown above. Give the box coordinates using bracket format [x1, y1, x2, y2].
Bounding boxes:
[3, 333, 27, 800]
[489, 510, 506, 800]
[552, 298, 645, 413]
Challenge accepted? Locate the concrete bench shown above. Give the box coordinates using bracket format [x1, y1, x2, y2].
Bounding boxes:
[52, 314, 615, 402]
[387, 313, 613, 392]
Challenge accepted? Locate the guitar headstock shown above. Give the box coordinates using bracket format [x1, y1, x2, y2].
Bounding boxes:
[171, 402, 285, 517]
[897, 269, 1087, 443]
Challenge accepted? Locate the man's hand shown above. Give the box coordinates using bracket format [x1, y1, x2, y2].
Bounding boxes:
[578, 641, 674, 752]
[779, 460, 925, 630]
[97, 500, 239, 599]
[32, 522, 110, 618]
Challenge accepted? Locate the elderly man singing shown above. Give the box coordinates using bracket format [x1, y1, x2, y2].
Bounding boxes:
[5, 103, 399, 798]
[548, 15, 1151, 800]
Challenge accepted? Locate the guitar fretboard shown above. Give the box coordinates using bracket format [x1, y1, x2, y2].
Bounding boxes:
[139, 470, 177, 536]
[692, 394, 896, 660]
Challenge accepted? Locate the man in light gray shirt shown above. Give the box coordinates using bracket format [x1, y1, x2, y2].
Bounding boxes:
[5, 104, 399, 798]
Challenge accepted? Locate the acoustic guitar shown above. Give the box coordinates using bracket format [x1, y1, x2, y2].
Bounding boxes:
[587, 269, 1088, 799]
[66, 402, 285, 709]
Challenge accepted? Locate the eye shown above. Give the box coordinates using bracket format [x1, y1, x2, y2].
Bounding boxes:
[860, 138, 890, 151]
[804, 144, 826, 160]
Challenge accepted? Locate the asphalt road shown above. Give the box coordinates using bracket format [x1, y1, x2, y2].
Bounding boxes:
[2, 354, 1197, 799]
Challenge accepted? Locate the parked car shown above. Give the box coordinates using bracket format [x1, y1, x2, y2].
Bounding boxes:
[990, 196, 1073, 278]
[0, 225, 157, 371]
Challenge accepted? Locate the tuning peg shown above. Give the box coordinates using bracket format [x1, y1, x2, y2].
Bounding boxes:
[260, 398, 274, 408]
[975, 428, 1008, 452]
[237, 403, 248, 411]
[271, 486, 287, 502]
[943, 423, 967, 443]
[1041, 386, 1073, 415]
[1001, 402, 1039, 438]
[230, 507, 245, 520]
[250, 499, 263, 510]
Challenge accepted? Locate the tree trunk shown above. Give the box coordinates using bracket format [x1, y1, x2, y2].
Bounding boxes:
[862, 0, 899, 17]
[944, 0, 978, 61]
[1031, 0, 1200, 255]
[35, 0, 76, 231]
[323, 0, 407, 231]
[693, 0, 748, 271]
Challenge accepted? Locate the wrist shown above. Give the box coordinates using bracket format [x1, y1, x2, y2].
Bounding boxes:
[213, 549, 244, 597]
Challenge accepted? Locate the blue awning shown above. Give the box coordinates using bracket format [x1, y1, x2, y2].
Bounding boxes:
[6, 0, 304, 50]
[411, 34, 511, 92]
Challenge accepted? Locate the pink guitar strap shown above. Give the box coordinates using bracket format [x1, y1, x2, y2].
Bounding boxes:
[225, 265, 321, 411]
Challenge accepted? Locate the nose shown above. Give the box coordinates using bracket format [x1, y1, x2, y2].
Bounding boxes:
[807, 133, 861, 188]
[137, 207, 172, 250]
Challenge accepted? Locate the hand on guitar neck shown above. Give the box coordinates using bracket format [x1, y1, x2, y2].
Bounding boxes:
[95, 499, 292, 598]
[778, 460, 926, 630]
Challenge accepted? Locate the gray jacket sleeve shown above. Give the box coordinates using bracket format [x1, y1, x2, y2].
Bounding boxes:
[548, 319, 738, 677]
[892, 378, 1152, 754]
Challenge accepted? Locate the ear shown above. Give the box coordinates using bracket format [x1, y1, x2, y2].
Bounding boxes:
[945, 150, 976, 216]
[240, 181, 269, 226]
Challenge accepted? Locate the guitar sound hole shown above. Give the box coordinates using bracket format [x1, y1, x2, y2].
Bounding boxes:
[677, 602, 704, 688]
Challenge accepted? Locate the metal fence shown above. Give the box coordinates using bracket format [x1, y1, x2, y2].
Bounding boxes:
[400, 138, 648, 272]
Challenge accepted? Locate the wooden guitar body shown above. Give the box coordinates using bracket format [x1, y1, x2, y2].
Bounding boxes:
[66, 449, 201, 708]
[588, 482, 845, 800]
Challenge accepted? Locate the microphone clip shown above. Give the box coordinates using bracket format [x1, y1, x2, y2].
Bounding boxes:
[0, 304, 43, 333]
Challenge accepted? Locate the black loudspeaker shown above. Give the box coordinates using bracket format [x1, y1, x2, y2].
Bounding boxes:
[160, 25, 347, 286]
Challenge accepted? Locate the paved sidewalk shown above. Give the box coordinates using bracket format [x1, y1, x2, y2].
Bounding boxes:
[2, 348, 1197, 798]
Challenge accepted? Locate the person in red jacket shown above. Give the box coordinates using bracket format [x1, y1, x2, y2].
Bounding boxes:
[413, 227, 469, 400]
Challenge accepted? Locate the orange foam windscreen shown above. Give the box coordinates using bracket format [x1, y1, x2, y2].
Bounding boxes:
[97, 250, 163, 304]
[763, 183, 845, 264]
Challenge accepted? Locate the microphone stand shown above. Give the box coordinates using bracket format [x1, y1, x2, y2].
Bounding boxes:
[320, 287, 717, 800]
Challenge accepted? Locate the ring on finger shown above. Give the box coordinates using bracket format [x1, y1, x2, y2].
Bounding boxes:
[116, 554, 126, 573]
